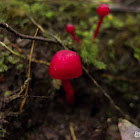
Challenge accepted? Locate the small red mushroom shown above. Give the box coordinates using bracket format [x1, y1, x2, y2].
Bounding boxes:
[49, 50, 82, 105]
[93, 4, 110, 40]
[66, 24, 81, 43]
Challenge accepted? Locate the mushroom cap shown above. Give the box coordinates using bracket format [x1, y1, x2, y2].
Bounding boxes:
[66, 25, 75, 34]
[49, 50, 82, 80]
[97, 4, 110, 16]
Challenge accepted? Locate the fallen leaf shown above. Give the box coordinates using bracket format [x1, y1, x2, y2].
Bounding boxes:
[118, 118, 140, 140]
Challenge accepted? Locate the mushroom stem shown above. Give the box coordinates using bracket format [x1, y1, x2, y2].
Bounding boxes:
[93, 16, 104, 40]
[62, 79, 75, 105]
[71, 33, 81, 43]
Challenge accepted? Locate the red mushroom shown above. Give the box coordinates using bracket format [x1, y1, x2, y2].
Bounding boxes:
[93, 4, 110, 40]
[49, 50, 82, 105]
[66, 24, 81, 43]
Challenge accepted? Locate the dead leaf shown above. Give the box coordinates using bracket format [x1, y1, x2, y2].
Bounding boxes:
[118, 118, 140, 140]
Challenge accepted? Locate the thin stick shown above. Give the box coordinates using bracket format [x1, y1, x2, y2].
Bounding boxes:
[82, 66, 130, 120]
[2, 78, 53, 105]
[11, 43, 22, 53]
[0, 22, 57, 44]
[4, 94, 52, 104]
[22, 95, 52, 99]
[27, 15, 67, 50]
[0, 41, 50, 66]
[0, 41, 24, 58]
[26, 14, 45, 33]
[20, 28, 39, 112]
[102, 73, 139, 83]
[31, 59, 50, 65]
[2, 78, 30, 105]
[70, 122, 77, 140]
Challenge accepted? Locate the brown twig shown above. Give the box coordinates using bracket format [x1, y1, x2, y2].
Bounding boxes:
[26, 14, 45, 33]
[22, 95, 52, 99]
[2, 78, 30, 105]
[0, 41, 24, 58]
[101, 74, 139, 83]
[20, 28, 39, 112]
[27, 14, 67, 50]
[0, 41, 50, 66]
[82, 66, 130, 120]
[0, 22, 57, 44]
[31, 59, 50, 65]
[11, 43, 22, 53]
[2, 78, 53, 106]
[70, 122, 77, 140]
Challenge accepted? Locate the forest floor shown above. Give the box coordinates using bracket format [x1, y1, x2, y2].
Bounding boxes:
[0, 0, 140, 140]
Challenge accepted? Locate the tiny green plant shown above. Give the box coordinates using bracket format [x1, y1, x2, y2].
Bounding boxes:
[0, 51, 23, 73]
[80, 31, 106, 69]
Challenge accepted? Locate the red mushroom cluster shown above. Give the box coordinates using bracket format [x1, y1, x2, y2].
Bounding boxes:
[66, 4, 110, 43]
[49, 4, 110, 105]
[49, 50, 82, 105]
